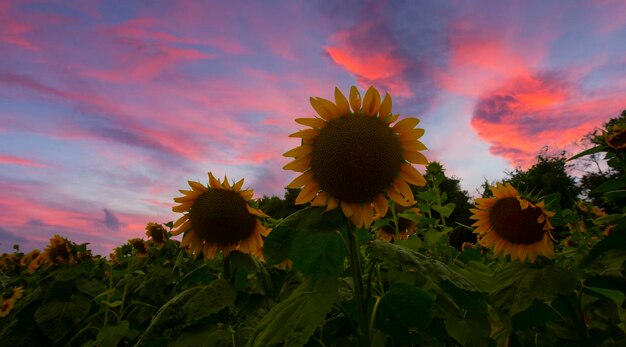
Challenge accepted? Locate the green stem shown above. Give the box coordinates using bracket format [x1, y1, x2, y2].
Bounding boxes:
[347, 223, 369, 347]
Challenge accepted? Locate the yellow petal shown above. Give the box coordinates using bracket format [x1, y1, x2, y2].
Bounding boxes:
[387, 188, 410, 207]
[378, 92, 392, 119]
[311, 191, 328, 206]
[393, 118, 420, 133]
[334, 87, 351, 115]
[316, 97, 341, 119]
[349, 86, 361, 112]
[404, 151, 429, 165]
[310, 97, 333, 121]
[233, 178, 244, 192]
[223, 176, 231, 189]
[384, 114, 400, 124]
[283, 155, 312, 172]
[287, 171, 314, 189]
[172, 219, 192, 236]
[399, 128, 425, 141]
[172, 203, 192, 212]
[373, 194, 389, 218]
[240, 190, 254, 200]
[208, 172, 220, 189]
[326, 196, 338, 212]
[283, 145, 313, 158]
[173, 214, 189, 228]
[295, 182, 319, 205]
[188, 180, 207, 192]
[341, 201, 353, 217]
[289, 128, 319, 140]
[393, 178, 415, 203]
[399, 164, 427, 186]
[362, 86, 381, 116]
[362, 205, 374, 229]
[402, 141, 428, 152]
[350, 203, 364, 228]
[174, 194, 198, 203]
[296, 117, 327, 129]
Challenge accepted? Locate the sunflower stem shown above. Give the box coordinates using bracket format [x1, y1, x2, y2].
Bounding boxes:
[347, 223, 370, 347]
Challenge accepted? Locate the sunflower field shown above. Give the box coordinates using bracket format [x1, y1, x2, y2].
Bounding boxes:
[1, 87, 625, 347]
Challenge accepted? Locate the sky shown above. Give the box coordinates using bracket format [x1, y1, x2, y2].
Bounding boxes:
[1, 0, 625, 255]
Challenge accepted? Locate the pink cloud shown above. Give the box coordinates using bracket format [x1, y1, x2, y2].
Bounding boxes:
[471, 73, 622, 167]
[324, 21, 414, 97]
[0, 154, 46, 168]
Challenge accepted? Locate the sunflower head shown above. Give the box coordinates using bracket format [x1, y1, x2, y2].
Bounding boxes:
[605, 126, 626, 150]
[129, 238, 149, 258]
[145, 222, 168, 246]
[376, 206, 421, 242]
[44, 235, 75, 265]
[470, 183, 555, 263]
[0, 287, 23, 318]
[19, 249, 41, 267]
[284, 86, 428, 229]
[172, 172, 269, 260]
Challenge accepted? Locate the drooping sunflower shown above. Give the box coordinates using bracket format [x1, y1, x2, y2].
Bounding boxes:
[172, 172, 269, 260]
[283, 86, 428, 228]
[128, 238, 149, 258]
[605, 126, 626, 150]
[376, 207, 421, 242]
[19, 249, 40, 267]
[28, 254, 47, 274]
[470, 183, 555, 263]
[145, 222, 167, 247]
[44, 235, 75, 265]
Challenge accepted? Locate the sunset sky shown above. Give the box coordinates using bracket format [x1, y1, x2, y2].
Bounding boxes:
[1, 0, 625, 255]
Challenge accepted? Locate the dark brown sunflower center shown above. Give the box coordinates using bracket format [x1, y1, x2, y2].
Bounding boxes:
[489, 197, 546, 245]
[607, 129, 626, 149]
[190, 189, 256, 245]
[310, 114, 403, 203]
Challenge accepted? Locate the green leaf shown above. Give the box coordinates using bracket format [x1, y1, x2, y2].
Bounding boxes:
[424, 229, 443, 247]
[34, 295, 92, 342]
[97, 320, 139, 347]
[101, 300, 123, 308]
[592, 176, 626, 193]
[567, 145, 604, 161]
[584, 227, 626, 265]
[75, 277, 107, 297]
[375, 283, 435, 343]
[367, 240, 478, 292]
[182, 279, 237, 325]
[490, 263, 577, 317]
[398, 210, 421, 222]
[247, 277, 339, 347]
[394, 237, 422, 252]
[169, 326, 233, 347]
[584, 286, 626, 307]
[289, 226, 345, 277]
[264, 206, 346, 266]
[433, 202, 456, 218]
[177, 264, 216, 290]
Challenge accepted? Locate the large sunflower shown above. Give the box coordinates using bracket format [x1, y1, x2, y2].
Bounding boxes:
[172, 172, 269, 260]
[283, 86, 428, 228]
[470, 183, 555, 263]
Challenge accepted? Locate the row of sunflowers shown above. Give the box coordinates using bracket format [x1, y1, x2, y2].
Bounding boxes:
[1, 87, 625, 346]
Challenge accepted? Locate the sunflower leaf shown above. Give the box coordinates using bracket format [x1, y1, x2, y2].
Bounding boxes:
[490, 263, 577, 317]
[34, 295, 92, 343]
[374, 283, 435, 343]
[247, 276, 339, 347]
[367, 240, 478, 292]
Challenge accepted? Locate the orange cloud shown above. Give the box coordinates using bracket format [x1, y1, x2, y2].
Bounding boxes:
[471, 73, 621, 168]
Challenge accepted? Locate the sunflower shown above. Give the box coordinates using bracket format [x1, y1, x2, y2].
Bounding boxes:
[470, 183, 555, 263]
[0, 287, 23, 318]
[283, 86, 427, 228]
[145, 222, 167, 246]
[28, 254, 47, 274]
[19, 249, 41, 267]
[605, 126, 626, 150]
[128, 238, 149, 258]
[172, 172, 269, 260]
[43, 235, 75, 265]
[376, 207, 421, 241]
